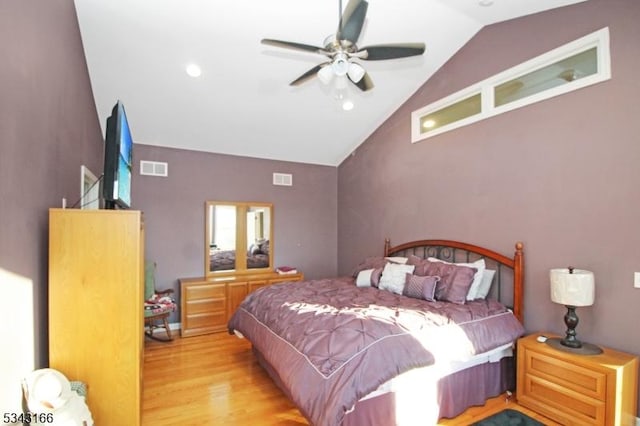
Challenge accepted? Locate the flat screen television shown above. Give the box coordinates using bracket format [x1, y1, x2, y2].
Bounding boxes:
[102, 100, 133, 209]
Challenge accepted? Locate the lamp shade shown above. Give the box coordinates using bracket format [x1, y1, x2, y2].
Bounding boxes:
[347, 62, 365, 83]
[318, 65, 334, 85]
[331, 53, 349, 76]
[550, 268, 595, 306]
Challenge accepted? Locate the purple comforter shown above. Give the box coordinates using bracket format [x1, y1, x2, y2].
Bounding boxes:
[228, 277, 524, 426]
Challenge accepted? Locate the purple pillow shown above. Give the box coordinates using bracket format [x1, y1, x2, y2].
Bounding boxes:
[404, 274, 440, 301]
[351, 256, 407, 278]
[351, 256, 389, 277]
[407, 254, 432, 276]
[418, 260, 476, 304]
[371, 268, 383, 287]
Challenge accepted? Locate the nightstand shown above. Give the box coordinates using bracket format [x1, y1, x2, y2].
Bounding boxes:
[517, 333, 638, 425]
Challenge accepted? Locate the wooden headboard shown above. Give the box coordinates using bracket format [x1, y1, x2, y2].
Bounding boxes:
[384, 239, 524, 324]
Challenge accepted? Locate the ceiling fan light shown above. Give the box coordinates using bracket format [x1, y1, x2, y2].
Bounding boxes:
[318, 65, 334, 85]
[347, 62, 365, 83]
[342, 100, 355, 111]
[185, 63, 202, 78]
[335, 75, 349, 90]
[332, 53, 349, 76]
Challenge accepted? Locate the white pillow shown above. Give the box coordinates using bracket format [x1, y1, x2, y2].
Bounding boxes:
[476, 269, 496, 299]
[379, 263, 415, 294]
[428, 257, 485, 300]
[356, 269, 375, 287]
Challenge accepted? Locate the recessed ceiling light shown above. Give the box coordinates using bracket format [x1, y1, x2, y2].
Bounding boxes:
[185, 63, 202, 78]
[478, 0, 494, 6]
[342, 100, 354, 111]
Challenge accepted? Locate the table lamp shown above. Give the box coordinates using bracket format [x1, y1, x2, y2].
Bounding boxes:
[549, 267, 602, 354]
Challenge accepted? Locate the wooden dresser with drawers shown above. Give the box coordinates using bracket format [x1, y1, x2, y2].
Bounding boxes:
[179, 271, 304, 337]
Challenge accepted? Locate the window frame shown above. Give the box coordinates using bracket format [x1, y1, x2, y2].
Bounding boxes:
[411, 27, 611, 143]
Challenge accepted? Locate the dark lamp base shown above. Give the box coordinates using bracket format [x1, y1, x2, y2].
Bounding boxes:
[546, 337, 603, 355]
[560, 336, 582, 348]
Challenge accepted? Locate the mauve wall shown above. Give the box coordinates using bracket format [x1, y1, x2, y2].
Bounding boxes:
[132, 144, 337, 322]
[338, 0, 640, 411]
[0, 0, 103, 408]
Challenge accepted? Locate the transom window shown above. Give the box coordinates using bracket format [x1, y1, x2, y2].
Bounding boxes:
[412, 27, 610, 142]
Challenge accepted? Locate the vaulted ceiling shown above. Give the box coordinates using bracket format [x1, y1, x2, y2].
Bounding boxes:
[74, 0, 587, 166]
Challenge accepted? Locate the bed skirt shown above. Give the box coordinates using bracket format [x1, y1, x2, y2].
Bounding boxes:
[253, 346, 514, 426]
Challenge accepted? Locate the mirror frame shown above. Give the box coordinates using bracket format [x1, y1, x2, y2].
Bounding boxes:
[204, 201, 274, 277]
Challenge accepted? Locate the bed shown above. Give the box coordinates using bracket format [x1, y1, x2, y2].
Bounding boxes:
[209, 240, 270, 271]
[228, 239, 525, 426]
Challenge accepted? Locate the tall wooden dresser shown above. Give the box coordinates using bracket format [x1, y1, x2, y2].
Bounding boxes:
[48, 208, 144, 426]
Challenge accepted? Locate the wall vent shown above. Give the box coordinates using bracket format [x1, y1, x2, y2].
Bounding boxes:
[273, 172, 292, 186]
[140, 160, 168, 177]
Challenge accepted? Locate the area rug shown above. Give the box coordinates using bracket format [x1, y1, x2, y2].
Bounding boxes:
[472, 409, 546, 425]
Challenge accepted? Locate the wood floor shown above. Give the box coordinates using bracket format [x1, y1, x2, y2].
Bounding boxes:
[142, 332, 559, 425]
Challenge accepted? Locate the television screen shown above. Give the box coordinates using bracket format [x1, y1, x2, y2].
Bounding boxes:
[103, 100, 133, 209]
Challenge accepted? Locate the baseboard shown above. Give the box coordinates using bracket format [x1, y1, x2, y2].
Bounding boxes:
[145, 322, 181, 342]
[146, 322, 181, 332]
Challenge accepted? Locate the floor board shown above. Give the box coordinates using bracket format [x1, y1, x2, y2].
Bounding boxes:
[142, 332, 559, 425]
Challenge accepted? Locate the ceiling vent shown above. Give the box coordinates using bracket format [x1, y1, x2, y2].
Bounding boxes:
[140, 160, 168, 177]
[273, 172, 292, 186]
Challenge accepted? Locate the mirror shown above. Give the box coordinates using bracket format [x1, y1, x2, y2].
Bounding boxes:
[207, 204, 237, 272]
[205, 201, 273, 276]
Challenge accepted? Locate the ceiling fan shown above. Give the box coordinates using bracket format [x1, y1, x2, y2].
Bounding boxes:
[261, 0, 426, 92]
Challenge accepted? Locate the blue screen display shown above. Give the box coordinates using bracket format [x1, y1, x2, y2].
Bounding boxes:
[115, 104, 133, 207]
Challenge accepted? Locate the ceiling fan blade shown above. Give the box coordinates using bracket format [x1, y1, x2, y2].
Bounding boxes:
[290, 63, 329, 86]
[356, 43, 426, 60]
[349, 70, 374, 91]
[261, 38, 328, 55]
[337, 0, 368, 43]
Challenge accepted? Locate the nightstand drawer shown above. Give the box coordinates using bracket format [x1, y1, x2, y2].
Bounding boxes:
[520, 374, 606, 424]
[524, 349, 607, 400]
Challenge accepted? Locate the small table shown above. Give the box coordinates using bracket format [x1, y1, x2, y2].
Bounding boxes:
[516, 333, 638, 425]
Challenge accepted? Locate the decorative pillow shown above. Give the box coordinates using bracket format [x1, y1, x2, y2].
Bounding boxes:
[438, 264, 476, 304]
[403, 274, 440, 301]
[428, 257, 486, 301]
[351, 256, 407, 277]
[355, 268, 383, 288]
[351, 256, 389, 277]
[248, 243, 260, 256]
[378, 263, 415, 295]
[475, 269, 496, 299]
[407, 254, 431, 276]
[415, 260, 475, 304]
